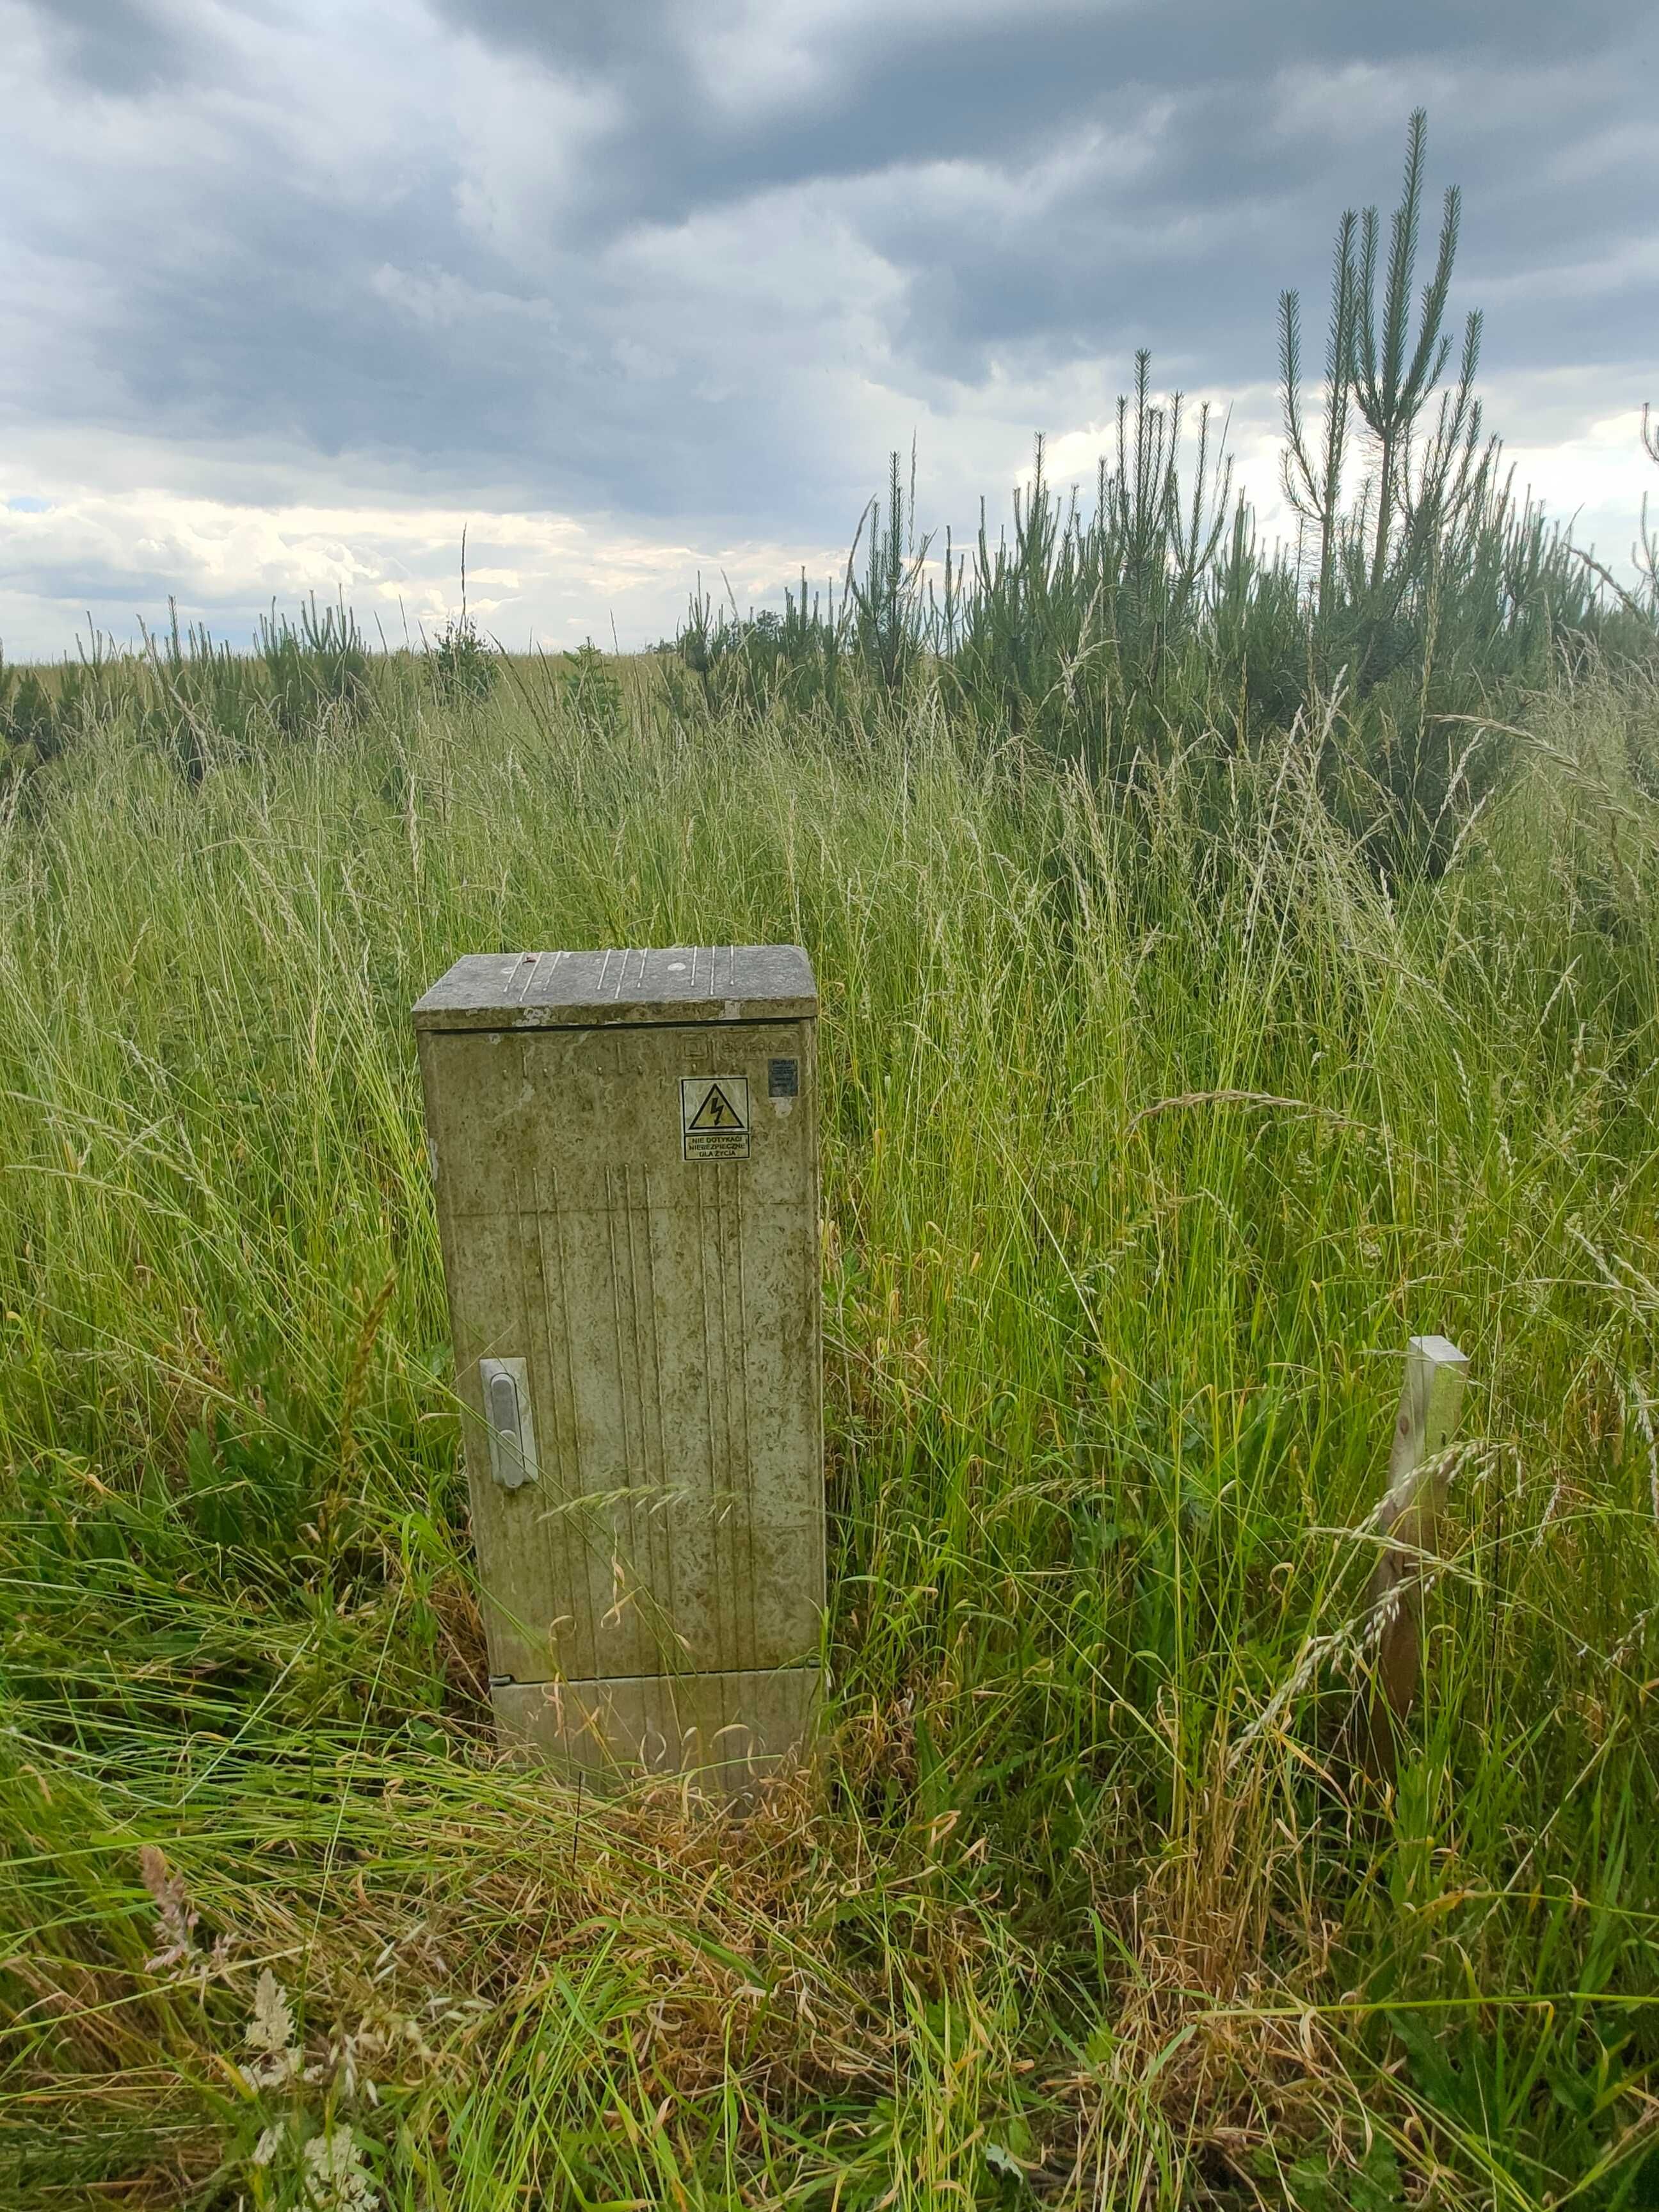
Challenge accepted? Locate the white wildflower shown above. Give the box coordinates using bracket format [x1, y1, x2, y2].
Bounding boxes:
[302, 2125, 378, 2211]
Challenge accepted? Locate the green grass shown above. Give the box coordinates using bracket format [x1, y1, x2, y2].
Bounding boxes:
[3, 644, 1659, 2208]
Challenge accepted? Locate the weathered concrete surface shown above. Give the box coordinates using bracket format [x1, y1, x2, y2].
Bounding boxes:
[414, 944, 817, 1032]
[493, 1665, 821, 1788]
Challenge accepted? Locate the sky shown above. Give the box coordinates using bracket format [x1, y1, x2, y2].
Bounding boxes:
[2, 0, 1655, 659]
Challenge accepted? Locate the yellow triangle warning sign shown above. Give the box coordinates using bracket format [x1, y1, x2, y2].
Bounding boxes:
[680, 1075, 751, 1160]
[687, 1081, 745, 1132]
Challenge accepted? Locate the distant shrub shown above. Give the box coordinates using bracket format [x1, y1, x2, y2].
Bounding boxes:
[429, 610, 499, 701]
[0, 661, 60, 760]
[128, 597, 376, 782]
[259, 595, 370, 739]
[141, 604, 264, 781]
[428, 532, 500, 701]
[563, 638, 623, 732]
[669, 573, 844, 724]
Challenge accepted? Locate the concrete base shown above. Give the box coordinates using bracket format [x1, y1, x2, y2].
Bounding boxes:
[492, 1665, 819, 1794]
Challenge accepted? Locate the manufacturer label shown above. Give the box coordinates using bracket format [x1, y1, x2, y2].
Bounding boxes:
[680, 1075, 751, 1161]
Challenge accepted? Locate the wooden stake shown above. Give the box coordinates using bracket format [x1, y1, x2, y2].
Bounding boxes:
[1349, 1334, 1468, 1784]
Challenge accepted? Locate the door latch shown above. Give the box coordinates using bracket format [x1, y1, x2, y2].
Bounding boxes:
[479, 1357, 539, 1490]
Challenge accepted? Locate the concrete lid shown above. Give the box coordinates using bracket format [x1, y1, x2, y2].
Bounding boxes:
[413, 944, 817, 1031]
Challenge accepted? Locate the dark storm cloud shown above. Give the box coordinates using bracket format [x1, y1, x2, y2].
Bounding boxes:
[6, 0, 884, 533]
[4, 0, 1656, 589]
[437, 0, 1658, 390]
[351, 6, 1659, 425]
[40, 188, 822, 525]
[437, 0, 1624, 228]
[865, 49, 1659, 389]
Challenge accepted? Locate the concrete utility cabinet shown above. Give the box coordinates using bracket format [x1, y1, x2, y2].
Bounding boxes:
[413, 945, 823, 1786]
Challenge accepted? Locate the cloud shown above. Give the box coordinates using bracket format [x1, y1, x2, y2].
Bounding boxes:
[2, 0, 1655, 655]
[22, 0, 191, 93]
[0, 465, 853, 659]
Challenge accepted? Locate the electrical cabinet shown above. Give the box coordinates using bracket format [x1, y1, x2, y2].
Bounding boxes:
[414, 946, 822, 1788]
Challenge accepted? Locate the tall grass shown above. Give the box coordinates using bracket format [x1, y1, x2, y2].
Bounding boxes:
[1, 633, 1658, 2204]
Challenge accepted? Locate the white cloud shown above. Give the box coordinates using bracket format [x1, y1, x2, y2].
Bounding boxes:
[0, 479, 849, 659]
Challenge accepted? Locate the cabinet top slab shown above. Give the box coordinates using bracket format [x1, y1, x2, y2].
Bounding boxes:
[415, 945, 817, 1032]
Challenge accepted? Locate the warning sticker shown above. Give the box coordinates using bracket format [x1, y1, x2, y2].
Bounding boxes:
[680, 1075, 751, 1161]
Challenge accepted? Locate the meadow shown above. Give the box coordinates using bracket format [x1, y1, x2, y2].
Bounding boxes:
[1, 602, 1658, 2207]
[4, 117, 1659, 2209]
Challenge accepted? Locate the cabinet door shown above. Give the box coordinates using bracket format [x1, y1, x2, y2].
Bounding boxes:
[421, 1018, 822, 1685]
